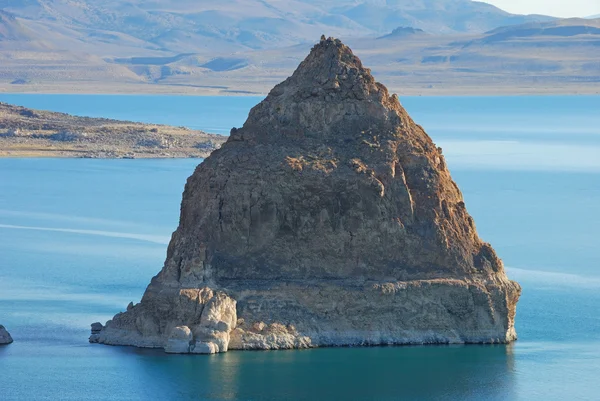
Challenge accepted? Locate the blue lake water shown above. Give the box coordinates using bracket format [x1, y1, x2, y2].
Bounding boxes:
[0, 95, 599, 400]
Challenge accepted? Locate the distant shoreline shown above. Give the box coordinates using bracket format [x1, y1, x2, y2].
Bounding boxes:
[2, 83, 599, 97]
[0, 151, 214, 159]
[0, 102, 227, 159]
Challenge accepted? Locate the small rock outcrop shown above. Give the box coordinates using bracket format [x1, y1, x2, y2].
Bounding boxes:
[0, 325, 13, 344]
[91, 37, 521, 353]
[89, 322, 104, 343]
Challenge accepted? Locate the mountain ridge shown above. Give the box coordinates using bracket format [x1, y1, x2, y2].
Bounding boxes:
[0, 4, 598, 95]
[1, 0, 554, 55]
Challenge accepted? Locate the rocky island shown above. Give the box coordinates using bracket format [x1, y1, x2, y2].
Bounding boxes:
[0, 325, 13, 344]
[0, 103, 226, 158]
[90, 37, 521, 354]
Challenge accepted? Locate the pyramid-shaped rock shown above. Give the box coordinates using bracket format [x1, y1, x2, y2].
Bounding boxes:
[91, 37, 521, 353]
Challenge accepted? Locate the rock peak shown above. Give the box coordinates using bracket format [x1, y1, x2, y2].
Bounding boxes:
[302, 36, 364, 76]
[262, 36, 387, 103]
[233, 37, 398, 143]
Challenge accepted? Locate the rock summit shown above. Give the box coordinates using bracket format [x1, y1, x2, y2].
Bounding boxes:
[91, 37, 521, 353]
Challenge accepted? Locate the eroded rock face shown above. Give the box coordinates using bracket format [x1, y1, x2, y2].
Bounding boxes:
[0, 325, 13, 345]
[91, 37, 521, 353]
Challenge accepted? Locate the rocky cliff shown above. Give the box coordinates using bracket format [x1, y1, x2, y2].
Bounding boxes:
[90, 37, 521, 354]
[0, 325, 13, 344]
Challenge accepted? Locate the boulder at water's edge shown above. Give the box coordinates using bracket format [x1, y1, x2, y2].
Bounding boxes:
[0, 325, 13, 345]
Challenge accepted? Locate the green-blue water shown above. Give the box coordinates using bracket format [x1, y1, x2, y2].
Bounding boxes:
[1, 95, 599, 400]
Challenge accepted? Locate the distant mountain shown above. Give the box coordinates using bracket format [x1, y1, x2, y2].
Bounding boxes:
[0, 10, 51, 49]
[322, 0, 553, 34]
[2, 15, 597, 96]
[0, 9, 144, 87]
[0, 0, 555, 56]
[482, 18, 600, 41]
[586, 15, 600, 19]
[418, 19, 600, 74]
[2, 2, 597, 96]
[246, 17, 600, 80]
[377, 26, 427, 39]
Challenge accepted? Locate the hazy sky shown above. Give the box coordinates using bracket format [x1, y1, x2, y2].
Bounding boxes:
[484, 0, 600, 17]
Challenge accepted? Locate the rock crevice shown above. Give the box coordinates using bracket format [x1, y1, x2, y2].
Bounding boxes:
[91, 37, 520, 353]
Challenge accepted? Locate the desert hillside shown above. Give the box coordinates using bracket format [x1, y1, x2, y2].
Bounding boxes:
[0, 1, 598, 94]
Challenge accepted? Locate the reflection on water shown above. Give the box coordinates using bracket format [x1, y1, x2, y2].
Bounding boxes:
[125, 346, 516, 401]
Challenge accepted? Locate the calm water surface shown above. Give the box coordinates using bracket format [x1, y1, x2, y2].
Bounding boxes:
[0, 95, 599, 400]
